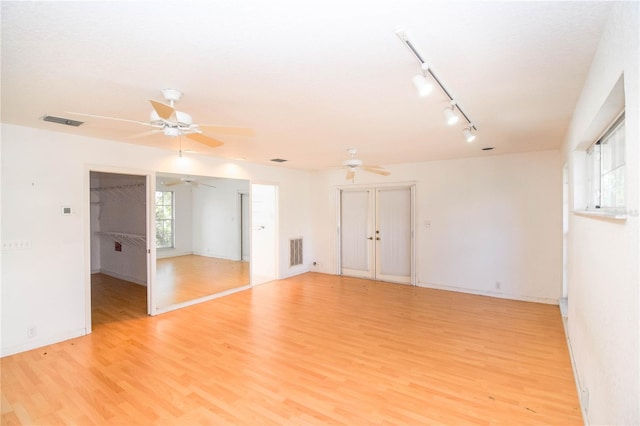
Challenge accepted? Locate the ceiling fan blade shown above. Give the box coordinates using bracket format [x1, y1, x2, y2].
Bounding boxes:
[362, 166, 390, 176]
[67, 112, 152, 126]
[149, 100, 175, 120]
[159, 180, 182, 187]
[198, 125, 254, 137]
[197, 182, 217, 189]
[346, 169, 355, 180]
[186, 132, 224, 148]
[126, 130, 164, 139]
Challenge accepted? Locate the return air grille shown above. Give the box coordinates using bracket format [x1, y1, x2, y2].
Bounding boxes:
[290, 238, 303, 266]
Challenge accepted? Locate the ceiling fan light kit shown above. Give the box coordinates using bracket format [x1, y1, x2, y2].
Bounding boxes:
[396, 29, 478, 144]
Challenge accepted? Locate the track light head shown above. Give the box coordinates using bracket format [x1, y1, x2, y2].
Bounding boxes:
[444, 105, 459, 125]
[463, 128, 476, 143]
[412, 74, 433, 97]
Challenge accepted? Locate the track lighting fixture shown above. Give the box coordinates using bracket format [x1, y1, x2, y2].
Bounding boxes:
[396, 29, 478, 143]
[444, 103, 459, 126]
[463, 127, 476, 143]
[412, 63, 433, 97]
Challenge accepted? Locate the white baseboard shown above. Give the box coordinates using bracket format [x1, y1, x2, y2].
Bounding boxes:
[152, 284, 251, 315]
[559, 297, 568, 317]
[560, 308, 589, 425]
[156, 250, 193, 259]
[416, 281, 558, 305]
[192, 251, 241, 262]
[1, 328, 87, 357]
[95, 269, 146, 286]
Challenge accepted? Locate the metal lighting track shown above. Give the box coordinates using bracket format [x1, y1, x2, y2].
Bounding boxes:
[396, 30, 477, 131]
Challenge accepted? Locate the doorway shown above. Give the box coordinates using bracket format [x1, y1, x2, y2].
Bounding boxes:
[338, 185, 414, 284]
[88, 171, 150, 329]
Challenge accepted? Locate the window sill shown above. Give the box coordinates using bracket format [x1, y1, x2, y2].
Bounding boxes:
[573, 209, 627, 220]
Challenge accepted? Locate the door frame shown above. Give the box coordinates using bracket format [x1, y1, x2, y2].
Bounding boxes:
[84, 165, 155, 335]
[239, 191, 250, 262]
[336, 182, 416, 285]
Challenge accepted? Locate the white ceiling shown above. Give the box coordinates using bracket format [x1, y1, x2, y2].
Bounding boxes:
[1, 1, 613, 170]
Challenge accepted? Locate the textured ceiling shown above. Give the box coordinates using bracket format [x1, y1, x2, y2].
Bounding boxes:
[1, 1, 613, 170]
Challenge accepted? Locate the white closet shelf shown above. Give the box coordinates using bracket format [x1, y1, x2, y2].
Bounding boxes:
[96, 231, 147, 249]
[91, 183, 145, 204]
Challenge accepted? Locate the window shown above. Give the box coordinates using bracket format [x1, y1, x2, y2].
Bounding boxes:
[156, 191, 174, 248]
[586, 113, 625, 212]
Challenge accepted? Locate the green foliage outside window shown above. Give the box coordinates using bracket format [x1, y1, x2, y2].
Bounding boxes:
[156, 191, 174, 248]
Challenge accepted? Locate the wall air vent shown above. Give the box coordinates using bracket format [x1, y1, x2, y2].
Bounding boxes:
[290, 238, 303, 267]
[43, 115, 84, 127]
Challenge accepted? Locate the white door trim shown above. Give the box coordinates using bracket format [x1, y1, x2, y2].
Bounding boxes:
[84, 165, 155, 335]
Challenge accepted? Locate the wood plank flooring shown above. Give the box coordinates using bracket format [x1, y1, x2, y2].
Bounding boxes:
[156, 255, 250, 307]
[1, 273, 582, 425]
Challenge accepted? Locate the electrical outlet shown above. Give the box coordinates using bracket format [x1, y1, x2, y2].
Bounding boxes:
[496, 281, 501, 289]
[27, 327, 37, 338]
[581, 388, 589, 413]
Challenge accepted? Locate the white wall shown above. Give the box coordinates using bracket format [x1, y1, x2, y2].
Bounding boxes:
[192, 177, 249, 260]
[312, 150, 563, 303]
[562, 2, 639, 425]
[417, 152, 562, 301]
[0, 124, 313, 356]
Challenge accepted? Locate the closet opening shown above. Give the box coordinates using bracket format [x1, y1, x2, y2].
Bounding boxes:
[89, 171, 149, 329]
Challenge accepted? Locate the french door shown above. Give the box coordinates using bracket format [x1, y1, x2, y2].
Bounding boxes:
[339, 185, 414, 284]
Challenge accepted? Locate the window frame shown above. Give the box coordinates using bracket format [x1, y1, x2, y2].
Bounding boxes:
[155, 190, 175, 249]
[586, 112, 625, 213]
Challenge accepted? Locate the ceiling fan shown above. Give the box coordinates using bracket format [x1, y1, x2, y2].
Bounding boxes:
[69, 89, 253, 148]
[342, 148, 390, 180]
[159, 177, 216, 189]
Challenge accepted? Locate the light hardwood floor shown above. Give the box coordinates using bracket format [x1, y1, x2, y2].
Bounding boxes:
[2, 273, 582, 425]
[156, 255, 250, 307]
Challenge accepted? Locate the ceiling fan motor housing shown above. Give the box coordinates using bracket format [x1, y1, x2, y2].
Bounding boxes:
[342, 158, 363, 167]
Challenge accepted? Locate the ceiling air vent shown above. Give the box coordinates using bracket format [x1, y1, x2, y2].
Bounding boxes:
[270, 158, 288, 163]
[43, 115, 84, 127]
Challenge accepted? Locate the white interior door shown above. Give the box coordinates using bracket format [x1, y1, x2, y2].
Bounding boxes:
[251, 184, 277, 285]
[340, 189, 374, 279]
[339, 185, 413, 284]
[375, 187, 412, 284]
